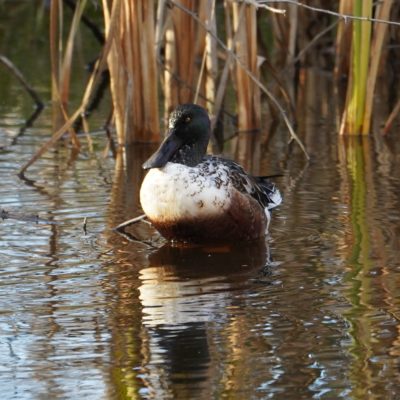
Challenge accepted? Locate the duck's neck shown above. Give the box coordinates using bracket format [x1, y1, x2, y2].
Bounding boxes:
[171, 138, 208, 167]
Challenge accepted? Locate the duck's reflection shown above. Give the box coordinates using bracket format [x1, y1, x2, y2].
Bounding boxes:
[139, 241, 268, 325]
[137, 240, 270, 398]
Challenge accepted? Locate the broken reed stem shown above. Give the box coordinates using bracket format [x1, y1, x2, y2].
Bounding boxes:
[0, 55, 44, 109]
[170, 0, 309, 160]
[381, 97, 400, 135]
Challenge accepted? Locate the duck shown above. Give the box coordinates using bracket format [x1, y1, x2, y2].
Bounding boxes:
[140, 104, 282, 243]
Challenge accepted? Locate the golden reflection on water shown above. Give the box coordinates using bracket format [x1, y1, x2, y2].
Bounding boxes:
[338, 135, 400, 399]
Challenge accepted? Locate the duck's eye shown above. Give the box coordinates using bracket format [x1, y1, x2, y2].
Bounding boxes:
[185, 116, 191, 123]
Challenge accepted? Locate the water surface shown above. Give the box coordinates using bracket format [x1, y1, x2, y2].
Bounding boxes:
[1, 4, 400, 399]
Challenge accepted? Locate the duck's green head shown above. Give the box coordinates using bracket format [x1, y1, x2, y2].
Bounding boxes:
[143, 104, 211, 169]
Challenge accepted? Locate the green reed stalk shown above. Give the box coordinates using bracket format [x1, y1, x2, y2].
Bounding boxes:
[340, 0, 372, 135]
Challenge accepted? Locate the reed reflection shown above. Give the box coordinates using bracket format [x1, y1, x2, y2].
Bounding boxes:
[338, 135, 400, 398]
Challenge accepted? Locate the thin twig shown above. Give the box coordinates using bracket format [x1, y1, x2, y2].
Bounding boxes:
[169, 0, 310, 160]
[260, 0, 400, 27]
[113, 214, 148, 232]
[63, 0, 105, 44]
[10, 107, 44, 146]
[244, 0, 286, 14]
[293, 19, 339, 64]
[0, 208, 58, 225]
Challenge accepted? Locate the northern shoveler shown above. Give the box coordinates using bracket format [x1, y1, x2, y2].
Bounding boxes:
[140, 104, 282, 243]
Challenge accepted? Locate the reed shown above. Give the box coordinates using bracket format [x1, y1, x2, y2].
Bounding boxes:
[362, 0, 393, 134]
[162, 0, 209, 120]
[29, 0, 400, 173]
[19, 0, 120, 176]
[339, 0, 373, 135]
[49, 0, 85, 147]
[103, 0, 159, 145]
[230, 1, 261, 170]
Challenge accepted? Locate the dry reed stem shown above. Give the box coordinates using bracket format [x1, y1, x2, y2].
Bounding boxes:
[50, 0, 63, 129]
[335, 0, 353, 81]
[381, 97, 400, 135]
[164, 19, 178, 119]
[362, 0, 393, 133]
[104, 0, 159, 145]
[211, 3, 245, 137]
[194, 0, 217, 110]
[141, 1, 160, 142]
[286, 1, 297, 104]
[164, 0, 219, 121]
[231, 1, 261, 169]
[60, 0, 87, 106]
[169, 0, 309, 159]
[49, 0, 81, 148]
[19, 0, 121, 176]
[205, 0, 218, 113]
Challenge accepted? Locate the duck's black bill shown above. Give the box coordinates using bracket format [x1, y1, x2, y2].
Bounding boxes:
[142, 131, 182, 169]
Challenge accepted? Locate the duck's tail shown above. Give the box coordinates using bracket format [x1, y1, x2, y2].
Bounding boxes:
[255, 177, 283, 210]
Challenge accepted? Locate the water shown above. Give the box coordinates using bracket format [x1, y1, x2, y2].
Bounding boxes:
[2, 109, 400, 400]
[2, 4, 400, 400]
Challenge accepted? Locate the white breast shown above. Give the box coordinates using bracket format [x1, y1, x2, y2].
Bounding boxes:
[140, 162, 231, 222]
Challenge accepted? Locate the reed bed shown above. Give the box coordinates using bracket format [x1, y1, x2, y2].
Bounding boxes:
[17, 0, 400, 174]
